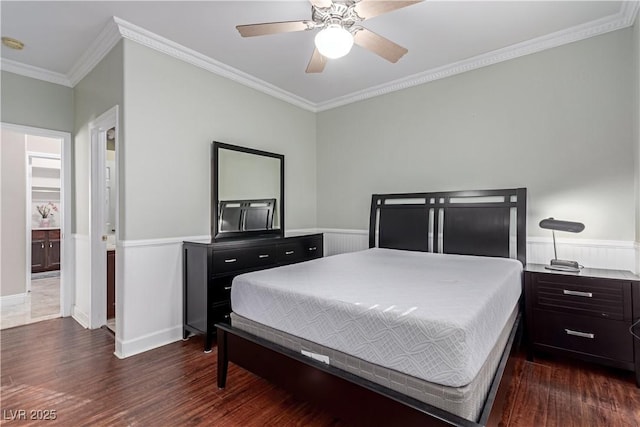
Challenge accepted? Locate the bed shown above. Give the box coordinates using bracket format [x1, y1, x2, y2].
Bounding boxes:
[216, 188, 527, 427]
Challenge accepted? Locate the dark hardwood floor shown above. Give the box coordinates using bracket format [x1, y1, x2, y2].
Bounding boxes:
[1, 318, 638, 426]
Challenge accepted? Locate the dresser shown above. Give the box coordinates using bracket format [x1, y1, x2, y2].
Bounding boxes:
[183, 233, 323, 352]
[524, 264, 640, 386]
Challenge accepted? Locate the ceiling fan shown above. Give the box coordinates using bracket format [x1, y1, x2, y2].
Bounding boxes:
[236, 0, 422, 73]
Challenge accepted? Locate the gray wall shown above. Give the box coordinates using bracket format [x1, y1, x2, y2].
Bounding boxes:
[317, 29, 636, 241]
[0, 128, 27, 296]
[1, 71, 74, 132]
[74, 41, 124, 236]
[122, 40, 317, 240]
[0, 72, 73, 298]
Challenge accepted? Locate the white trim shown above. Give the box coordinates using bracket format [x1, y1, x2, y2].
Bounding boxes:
[0, 293, 28, 308]
[527, 236, 638, 249]
[112, 17, 316, 112]
[67, 17, 122, 86]
[3, 4, 637, 112]
[72, 305, 90, 329]
[88, 106, 118, 330]
[115, 325, 183, 359]
[318, 228, 367, 235]
[319, 228, 639, 273]
[0, 58, 71, 87]
[120, 235, 210, 248]
[315, 3, 639, 111]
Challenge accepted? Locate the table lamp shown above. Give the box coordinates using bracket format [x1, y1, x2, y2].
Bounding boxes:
[539, 217, 585, 272]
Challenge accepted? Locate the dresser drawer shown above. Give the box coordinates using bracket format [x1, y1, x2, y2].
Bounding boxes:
[530, 273, 632, 321]
[212, 246, 276, 274]
[532, 309, 634, 362]
[277, 235, 322, 265]
[210, 276, 233, 303]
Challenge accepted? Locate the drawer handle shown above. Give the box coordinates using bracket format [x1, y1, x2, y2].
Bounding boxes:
[308, 247, 317, 251]
[285, 251, 295, 255]
[49, 242, 53, 248]
[224, 258, 237, 263]
[258, 254, 270, 259]
[41, 243, 45, 249]
[565, 329, 595, 339]
[563, 290, 592, 298]
[224, 286, 232, 291]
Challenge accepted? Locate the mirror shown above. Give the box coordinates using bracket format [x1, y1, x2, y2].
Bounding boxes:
[105, 127, 116, 236]
[212, 142, 284, 240]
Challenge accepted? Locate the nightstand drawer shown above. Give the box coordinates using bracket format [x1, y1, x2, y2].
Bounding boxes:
[532, 309, 634, 362]
[531, 274, 632, 320]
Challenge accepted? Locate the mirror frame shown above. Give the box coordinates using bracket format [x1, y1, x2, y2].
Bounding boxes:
[212, 141, 284, 241]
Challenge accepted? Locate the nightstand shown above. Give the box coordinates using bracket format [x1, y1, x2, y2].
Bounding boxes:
[524, 264, 640, 386]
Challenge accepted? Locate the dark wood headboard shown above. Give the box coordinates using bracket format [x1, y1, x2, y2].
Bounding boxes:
[369, 188, 527, 265]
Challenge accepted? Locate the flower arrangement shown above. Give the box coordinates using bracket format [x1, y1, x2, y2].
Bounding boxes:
[36, 202, 58, 219]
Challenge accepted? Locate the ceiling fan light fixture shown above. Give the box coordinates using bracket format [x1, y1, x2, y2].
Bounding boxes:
[314, 24, 353, 59]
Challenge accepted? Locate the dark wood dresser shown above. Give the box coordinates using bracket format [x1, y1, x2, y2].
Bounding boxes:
[183, 233, 323, 352]
[525, 264, 640, 386]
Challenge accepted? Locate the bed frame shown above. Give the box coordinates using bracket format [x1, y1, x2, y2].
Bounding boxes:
[216, 187, 527, 426]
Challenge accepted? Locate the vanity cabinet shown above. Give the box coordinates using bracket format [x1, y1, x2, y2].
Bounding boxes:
[31, 229, 60, 273]
[183, 233, 323, 352]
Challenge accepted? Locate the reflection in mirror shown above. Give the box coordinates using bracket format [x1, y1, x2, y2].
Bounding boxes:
[105, 127, 116, 235]
[213, 142, 284, 240]
[218, 148, 281, 228]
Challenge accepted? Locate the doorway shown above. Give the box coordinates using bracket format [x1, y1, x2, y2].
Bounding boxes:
[105, 127, 116, 333]
[0, 123, 72, 329]
[88, 106, 118, 336]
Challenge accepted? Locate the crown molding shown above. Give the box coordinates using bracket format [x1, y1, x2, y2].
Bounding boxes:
[0, 58, 71, 87]
[2, 2, 638, 112]
[113, 17, 317, 112]
[314, 1, 640, 111]
[67, 17, 122, 86]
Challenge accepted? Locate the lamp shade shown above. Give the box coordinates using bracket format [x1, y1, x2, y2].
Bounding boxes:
[539, 218, 585, 233]
[314, 25, 354, 59]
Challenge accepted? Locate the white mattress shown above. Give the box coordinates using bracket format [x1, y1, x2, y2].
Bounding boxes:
[231, 248, 522, 387]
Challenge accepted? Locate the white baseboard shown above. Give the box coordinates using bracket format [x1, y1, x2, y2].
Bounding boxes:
[0, 293, 28, 308]
[71, 305, 89, 328]
[115, 325, 183, 359]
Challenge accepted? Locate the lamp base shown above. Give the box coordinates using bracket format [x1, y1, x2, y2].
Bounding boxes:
[545, 259, 581, 273]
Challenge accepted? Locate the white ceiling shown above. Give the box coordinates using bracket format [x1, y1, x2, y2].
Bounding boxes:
[1, 1, 637, 111]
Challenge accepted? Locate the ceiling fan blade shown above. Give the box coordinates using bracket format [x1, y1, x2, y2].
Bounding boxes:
[236, 21, 314, 37]
[309, 0, 333, 8]
[306, 48, 327, 73]
[354, 28, 408, 63]
[354, 0, 422, 20]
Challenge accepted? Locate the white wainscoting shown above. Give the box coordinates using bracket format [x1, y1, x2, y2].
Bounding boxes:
[72, 234, 90, 328]
[319, 229, 640, 274]
[115, 235, 208, 359]
[91, 230, 638, 358]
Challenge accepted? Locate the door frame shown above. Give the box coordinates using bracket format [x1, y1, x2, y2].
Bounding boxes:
[88, 106, 119, 329]
[1, 122, 73, 317]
